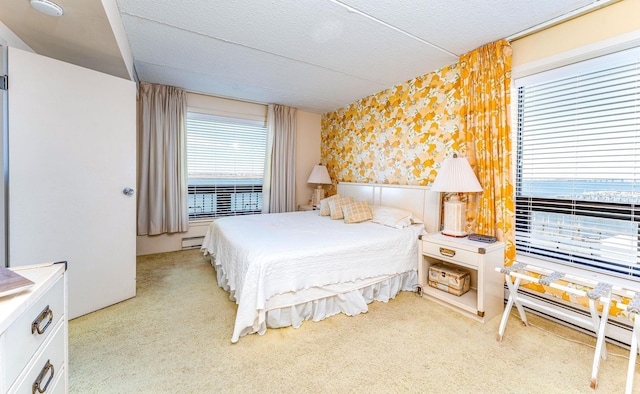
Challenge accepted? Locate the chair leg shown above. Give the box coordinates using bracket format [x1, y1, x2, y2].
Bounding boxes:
[589, 294, 612, 389]
[497, 276, 523, 341]
[625, 315, 640, 394]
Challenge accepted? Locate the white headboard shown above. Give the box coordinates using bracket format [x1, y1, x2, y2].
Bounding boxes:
[337, 182, 441, 234]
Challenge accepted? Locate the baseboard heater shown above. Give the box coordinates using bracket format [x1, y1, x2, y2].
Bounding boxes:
[182, 236, 204, 250]
[504, 286, 633, 349]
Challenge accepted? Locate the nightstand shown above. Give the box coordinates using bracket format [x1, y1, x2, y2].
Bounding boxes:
[297, 204, 318, 211]
[417, 233, 504, 323]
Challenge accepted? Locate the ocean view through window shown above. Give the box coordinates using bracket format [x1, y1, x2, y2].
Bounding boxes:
[514, 46, 640, 279]
[186, 112, 266, 220]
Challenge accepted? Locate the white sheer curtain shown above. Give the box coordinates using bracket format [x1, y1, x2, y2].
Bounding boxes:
[137, 83, 189, 235]
[263, 104, 296, 213]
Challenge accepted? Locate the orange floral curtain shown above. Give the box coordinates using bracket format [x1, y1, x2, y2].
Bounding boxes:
[459, 39, 515, 265]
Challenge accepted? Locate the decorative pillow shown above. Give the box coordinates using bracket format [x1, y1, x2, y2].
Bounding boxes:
[328, 197, 353, 220]
[342, 201, 373, 224]
[392, 214, 424, 229]
[370, 205, 423, 229]
[319, 194, 340, 216]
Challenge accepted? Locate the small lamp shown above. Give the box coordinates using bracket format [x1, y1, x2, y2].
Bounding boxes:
[307, 164, 332, 206]
[430, 154, 483, 237]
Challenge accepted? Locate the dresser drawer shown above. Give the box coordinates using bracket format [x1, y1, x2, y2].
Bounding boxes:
[21, 364, 66, 394]
[422, 240, 478, 269]
[1, 275, 64, 388]
[9, 320, 65, 394]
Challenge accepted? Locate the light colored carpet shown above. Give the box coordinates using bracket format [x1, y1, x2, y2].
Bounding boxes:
[69, 249, 636, 393]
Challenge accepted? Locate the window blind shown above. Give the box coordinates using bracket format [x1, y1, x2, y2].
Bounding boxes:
[515, 46, 640, 279]
[186, 112, 266, 220]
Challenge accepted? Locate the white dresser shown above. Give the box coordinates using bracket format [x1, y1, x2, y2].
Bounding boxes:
[0, 263, 68, 394]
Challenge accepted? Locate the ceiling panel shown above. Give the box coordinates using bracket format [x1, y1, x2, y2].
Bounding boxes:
[135, 62, 350, 114]
[339, 0, 598, 55]
[123, 15, 391, 112]
[0, 0, 618, 114]
[118, 0, 458, 86]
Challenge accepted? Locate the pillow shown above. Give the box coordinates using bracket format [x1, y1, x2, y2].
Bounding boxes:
[319, 194, 340, 216]
[342, 201, 373, 224]
[370, 205, 423, 229]
[393, 214, 424, 229]
[328, 197, 353, 220]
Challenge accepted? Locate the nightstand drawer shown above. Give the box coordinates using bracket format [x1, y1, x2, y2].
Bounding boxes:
[422, 240, 478, 268]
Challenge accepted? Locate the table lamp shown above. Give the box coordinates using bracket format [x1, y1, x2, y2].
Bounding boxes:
[430, 154, 483, 237]
[307, 164, 332, 206]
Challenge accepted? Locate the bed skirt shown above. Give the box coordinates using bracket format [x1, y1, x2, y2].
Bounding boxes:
[210, 255, 417, 339]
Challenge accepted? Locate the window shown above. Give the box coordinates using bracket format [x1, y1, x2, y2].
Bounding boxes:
[515, 47, 640, 279]
[186, 112, 267, 220]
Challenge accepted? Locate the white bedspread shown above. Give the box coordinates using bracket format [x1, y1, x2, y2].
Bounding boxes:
[202, 210, 423, 342]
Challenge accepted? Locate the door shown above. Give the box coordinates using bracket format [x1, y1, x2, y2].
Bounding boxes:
[0, 45, 6, 268]
[7, 47, 136, 319]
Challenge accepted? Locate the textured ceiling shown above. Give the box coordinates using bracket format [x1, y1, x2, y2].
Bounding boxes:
[0, 0, 615, 114]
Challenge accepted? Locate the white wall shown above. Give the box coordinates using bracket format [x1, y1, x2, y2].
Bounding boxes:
[187, 92, 267, 121]
[296, 110, 322, 208]
[0, 21, 32, 51]
[511, 0, 640, 67]
[136, 219, 211, 256]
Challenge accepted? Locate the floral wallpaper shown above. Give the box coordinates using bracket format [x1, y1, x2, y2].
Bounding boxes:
[321, 63, 463, 194]
[320, 42, 632, 322]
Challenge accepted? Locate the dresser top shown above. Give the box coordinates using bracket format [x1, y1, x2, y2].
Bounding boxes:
[0, 263, 65, 334]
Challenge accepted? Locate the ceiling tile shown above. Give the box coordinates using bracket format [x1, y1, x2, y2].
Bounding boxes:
[339, 0, 597, 55]
[1, 0, 612, 114]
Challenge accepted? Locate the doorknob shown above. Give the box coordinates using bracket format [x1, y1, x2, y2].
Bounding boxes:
[123, 187, 134, 196]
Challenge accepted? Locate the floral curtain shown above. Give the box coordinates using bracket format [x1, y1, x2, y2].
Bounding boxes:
[459, 39, 515, 265]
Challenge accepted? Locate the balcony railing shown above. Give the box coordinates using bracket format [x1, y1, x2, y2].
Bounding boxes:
[188, 184, 262, 220]
[515, 196, 640, 278]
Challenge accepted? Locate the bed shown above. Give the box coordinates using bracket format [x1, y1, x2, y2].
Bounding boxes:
[201, 182, 441, 342]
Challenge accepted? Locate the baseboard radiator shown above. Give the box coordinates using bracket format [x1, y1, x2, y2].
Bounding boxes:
[504, 286, 633, 349]
[181, 236, 204, 250]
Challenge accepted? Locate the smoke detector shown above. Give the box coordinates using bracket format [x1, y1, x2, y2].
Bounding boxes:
[30, 0, 64, 17]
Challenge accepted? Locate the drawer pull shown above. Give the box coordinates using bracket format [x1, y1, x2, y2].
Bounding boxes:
[32, 359, 54, 394]
[31, 305, 53, 335]
[439, 247, 456, 258]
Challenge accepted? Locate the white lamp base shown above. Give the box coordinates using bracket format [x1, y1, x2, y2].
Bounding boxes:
[441, 197, 467, 237]
[311, 186, 325, 207]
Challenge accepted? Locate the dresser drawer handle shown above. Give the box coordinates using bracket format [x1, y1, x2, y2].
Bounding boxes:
[31, 305, 53, 335]
[439, 247, 456, 258]
[32, 359, 54, 394]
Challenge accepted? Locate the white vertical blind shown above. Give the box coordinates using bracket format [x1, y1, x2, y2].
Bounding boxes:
[186, 112, 267, 219]
[515, 46, 640, 279]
